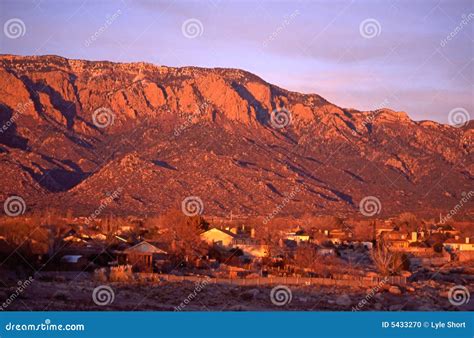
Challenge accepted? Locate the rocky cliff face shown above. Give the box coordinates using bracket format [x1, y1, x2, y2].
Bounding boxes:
[0, 54, 472, 218]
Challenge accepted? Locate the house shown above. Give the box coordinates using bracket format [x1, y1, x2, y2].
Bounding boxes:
[443, 237, 474, 252]
[59, 227, 107, 255]
[434, 224, 460, 236]
[228, 266, 252, 278]
[407, 231, 419, 243]
[326, 229, 352, 245]
[386, 239, 409, 249]
[63, 229, 85, 243]
[378, 230, 410, 248]
[121, 241, 168, 272]
[228, 235, 270, 258]
[202, 227, 271, 258]
[55, 238, 108, 269]
[375, 226, 394, 237]
[200, 228, 236, 247]
[383, 230, 407, 241]
[286, 229, 311, 243]
[214, 264, 253, 278]
[236, 243, 269, 258]
[118, 224, 134, 233]
[391, 241, 433, 254]
[63, 228, 106, 243]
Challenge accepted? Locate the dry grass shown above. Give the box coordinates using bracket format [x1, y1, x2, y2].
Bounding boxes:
[109, 265, 133, 282]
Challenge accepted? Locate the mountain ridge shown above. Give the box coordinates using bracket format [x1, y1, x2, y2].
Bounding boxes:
[0, 54, 472, 219]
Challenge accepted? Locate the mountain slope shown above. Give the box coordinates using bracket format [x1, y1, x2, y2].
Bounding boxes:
[0, 54, 472, 218]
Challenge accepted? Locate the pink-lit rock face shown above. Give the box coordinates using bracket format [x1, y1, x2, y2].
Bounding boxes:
[0, 55, 472, 217]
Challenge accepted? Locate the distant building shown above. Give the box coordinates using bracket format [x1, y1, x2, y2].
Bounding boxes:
[434, 225, 459, 236]
[122, 241, 168, 272]
[325, 229, 352, 245]
[379, 230, 410, 249]
[201, 227, 269, 258]
[387, 239, 409, 249]
[375, 226, 394, 237]
[235, 243, 269, 258]
[63, 228, 106, 243]
[408, 231, 418, 243]
[285, 229, 311, 243]
[200, 228, 236, 247]
[443, 237, 474, 252]
[383, 231, 407, 241]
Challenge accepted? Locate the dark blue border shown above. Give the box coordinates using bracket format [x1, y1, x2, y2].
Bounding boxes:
[0, 311, 472, 338]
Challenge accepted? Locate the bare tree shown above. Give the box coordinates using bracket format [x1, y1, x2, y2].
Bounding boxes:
[395, 212, 419, 232]
[253, 219, 285, 257]
[159, 210, 208, 264]
[371, 241, 408, 276]
[292, 245, 319, 270]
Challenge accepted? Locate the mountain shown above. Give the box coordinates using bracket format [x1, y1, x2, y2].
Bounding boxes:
[0, 54, 472, 219]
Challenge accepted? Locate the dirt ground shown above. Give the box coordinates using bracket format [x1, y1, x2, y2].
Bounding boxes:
[0, 270, 472, 311]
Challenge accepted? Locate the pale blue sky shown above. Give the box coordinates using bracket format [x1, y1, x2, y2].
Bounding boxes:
[0, 0, 473, 123]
